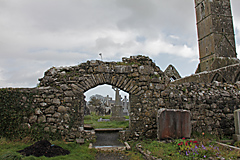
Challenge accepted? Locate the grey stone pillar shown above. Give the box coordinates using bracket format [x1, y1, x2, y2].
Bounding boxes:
[123, 96, 129, 116]
[233, 109, 240, 141]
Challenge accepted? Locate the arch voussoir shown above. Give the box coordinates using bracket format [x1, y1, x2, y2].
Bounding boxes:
[115, 76, 124, 88]
[123, 79, 133, 91]
[103, 73, 112, 84]
[129, 85, 139, 94]
[111, 76, 118, 86]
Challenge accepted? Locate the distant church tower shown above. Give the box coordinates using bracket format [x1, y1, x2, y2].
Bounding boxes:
[194, 0, 239, 73]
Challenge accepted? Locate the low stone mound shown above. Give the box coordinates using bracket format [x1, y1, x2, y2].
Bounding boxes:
[17, 140, 70, 157]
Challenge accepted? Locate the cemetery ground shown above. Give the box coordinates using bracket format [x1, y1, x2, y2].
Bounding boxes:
[83, 113, 129, 129]
[0, 114, 240, 160]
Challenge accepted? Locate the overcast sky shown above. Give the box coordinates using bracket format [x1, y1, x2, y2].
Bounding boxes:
[0, 0, 240, 99]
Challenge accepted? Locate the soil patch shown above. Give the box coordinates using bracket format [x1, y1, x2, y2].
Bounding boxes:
[17, 140, 70, 157]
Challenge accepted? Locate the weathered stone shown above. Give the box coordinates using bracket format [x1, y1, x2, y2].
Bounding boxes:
[64, 97, 72, 103]
[23, 116, 29, 123]
[35, 108, 42, 115]
[40, 102, 47, 107]
[58, 106, 67, 113]
[64, 91, 74, 97]
[47, 118, 56, 123]
[139, 65, 154, 75]
[29, 115, 38, 123]
[38, 115, 46, 123]
[63, 114, 70, 122]
[52, 98, 61, 105]
[157, 108, 191, 139]
[234, 109, 240, 134]
[53, 112, 61, 118]
[44, 127, 50, 132]
[58, 126, 64, 130]
[45, 98, 51, 103]
[115, 65, 133, 73]
[60, 84, 69, 90]
[76, 138, 84, 144]
[45, 106, 55, 114]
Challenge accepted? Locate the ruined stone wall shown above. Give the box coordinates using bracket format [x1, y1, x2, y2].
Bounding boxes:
[0, 87, 91, 141]
[159, 82, 240, 137]
[38, 55, 170, 140]
[173, 63, 240, 84]
[1, 56, 240, 141]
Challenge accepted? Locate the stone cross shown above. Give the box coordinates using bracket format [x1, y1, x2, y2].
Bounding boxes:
[106, 95, 111, 107]
[110, 86, 125, 121]
[122, 96, 129, 116]
[124, 96, 127, 108]
[112, 86, 120, 106]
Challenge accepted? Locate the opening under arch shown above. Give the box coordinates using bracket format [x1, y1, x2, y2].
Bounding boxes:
[83, 84, 130, 130]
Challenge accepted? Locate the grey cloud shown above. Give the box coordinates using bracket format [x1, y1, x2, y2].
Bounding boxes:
[0, 0, 239, 87]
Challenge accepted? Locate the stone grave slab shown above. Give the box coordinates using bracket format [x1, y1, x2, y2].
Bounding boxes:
[157, 108, 191, 140]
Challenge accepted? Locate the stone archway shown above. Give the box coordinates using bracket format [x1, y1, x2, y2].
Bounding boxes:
[39, 56, 170, 140]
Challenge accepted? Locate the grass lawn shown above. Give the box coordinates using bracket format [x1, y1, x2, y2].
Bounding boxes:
[131, 133, 240, 160]
[84, 114, 129, 129]
[0, 138, 97, 160]
[1, 135, 240, 160]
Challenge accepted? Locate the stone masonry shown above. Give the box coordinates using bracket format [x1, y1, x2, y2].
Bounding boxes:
[195, 0, 239, 73]
[1, 56, 240, 141]
[38, 55, 170, 139]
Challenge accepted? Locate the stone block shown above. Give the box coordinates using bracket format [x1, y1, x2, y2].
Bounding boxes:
[53, 98, 61, 105]
[38, 115, 46, 123]
[29, 115, 38, 123]
[64, 91, 74, 97]
[157, 108, 191, 140]
[234, 109, 240, 134]
[233, 134, 240, 141]
[58, 106, 67, 113]
[45, 106, 55, 114]
[76, 138, 85, 144]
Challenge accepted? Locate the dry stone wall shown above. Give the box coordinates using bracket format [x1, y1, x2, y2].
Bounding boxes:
[0, 87, 92, 141]
[1, 56, 240, 141]
[160, 82, 240, 137]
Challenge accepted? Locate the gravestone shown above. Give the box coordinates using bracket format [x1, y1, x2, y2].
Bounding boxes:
[123, 96, 129, 116]
[157, 108, 191, 140]
[233, 109, 240, 141]
[110, 87, 125, 121]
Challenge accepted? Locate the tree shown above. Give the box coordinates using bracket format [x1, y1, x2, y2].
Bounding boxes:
[88, 94, 107, 106]
[88, 94, 106, 116]
[88, 96, 102, 107]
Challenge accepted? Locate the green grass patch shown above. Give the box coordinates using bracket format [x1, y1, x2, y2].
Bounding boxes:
[0, 138, 97, 160]
[136, 138, 240, 160]
[84, 113, 129, 129]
